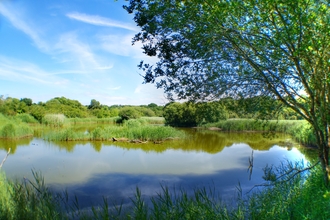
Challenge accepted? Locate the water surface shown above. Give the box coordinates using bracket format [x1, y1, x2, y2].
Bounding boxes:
[0, 129, 309, 208]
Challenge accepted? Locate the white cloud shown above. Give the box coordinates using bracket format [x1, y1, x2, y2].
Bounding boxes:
[99, 34, 145, 58]
[54, 32, 108, 72]
[0, 56, 65, 85]
[0, 2, 48, 51]
[66, 12, 139, 31]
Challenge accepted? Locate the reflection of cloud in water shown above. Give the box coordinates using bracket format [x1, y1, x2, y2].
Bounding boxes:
[57, 167, 264, 209]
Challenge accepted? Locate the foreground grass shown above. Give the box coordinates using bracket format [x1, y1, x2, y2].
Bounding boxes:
[205, 119, 316, 147]
[1, 161, 329, 219]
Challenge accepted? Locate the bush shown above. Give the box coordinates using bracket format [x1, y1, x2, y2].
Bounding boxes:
[14, 113, 39, 123]
[0, 123, 33, 139]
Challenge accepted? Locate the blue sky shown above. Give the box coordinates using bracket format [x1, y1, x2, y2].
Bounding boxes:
[0, 0, 166, 106]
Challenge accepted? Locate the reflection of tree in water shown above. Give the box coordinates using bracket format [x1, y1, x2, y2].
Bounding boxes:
[0, 138, 32, 154]
[104, 130, 299, 154]
[43, 129, 302, 155]
[50, 140, 104, 153]
[91, 142, 102, 152]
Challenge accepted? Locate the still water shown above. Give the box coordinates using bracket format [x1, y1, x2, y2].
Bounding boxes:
[0, 129, 309, 208]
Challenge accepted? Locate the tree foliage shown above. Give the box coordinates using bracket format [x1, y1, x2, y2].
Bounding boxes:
[125, 0, 330, 183]
[163, 101, 228, 127]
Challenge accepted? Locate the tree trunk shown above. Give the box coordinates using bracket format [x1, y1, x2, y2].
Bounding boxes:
[317, 129, 330, 186]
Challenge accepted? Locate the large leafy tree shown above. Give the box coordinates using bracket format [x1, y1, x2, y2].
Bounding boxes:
[124, 0, 330, 183]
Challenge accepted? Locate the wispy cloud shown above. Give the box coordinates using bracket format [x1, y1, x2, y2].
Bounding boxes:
[66, 12, 139, 31]
[0, 2, 48, 51]
[54, 32, 107, 72]
[0, 56, 64, 85]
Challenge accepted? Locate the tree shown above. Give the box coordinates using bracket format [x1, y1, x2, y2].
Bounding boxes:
[20, 98, 33, 106]
[125, 0, 330, 183]
[163, 102, 197, 127]
[88, 99, 101, 109]
[118, 107, 141, 121]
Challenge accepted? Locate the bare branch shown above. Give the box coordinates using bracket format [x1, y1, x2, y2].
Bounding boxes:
[0, 148, 11, 169]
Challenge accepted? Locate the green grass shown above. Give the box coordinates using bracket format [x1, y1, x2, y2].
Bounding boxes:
[68, 117, 119, 124]
[0, 114, 34, 139]
[205, 119, 316, 146]
[141, 117, 165, 125]
[0, 171, 65, 220]
[43, 119, 185, 141]
[42, 114, 68, 127]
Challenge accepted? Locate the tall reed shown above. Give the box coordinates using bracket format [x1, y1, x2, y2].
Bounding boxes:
[205, 119, 315, 146]
[43, 119, 184, 141]
[0, 123, 33, 139]
[0, 171, 64, 220]
[42, 114, 67, 127]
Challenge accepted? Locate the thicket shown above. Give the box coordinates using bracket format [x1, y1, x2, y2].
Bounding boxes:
[0, 95, 302, 126]
[0, 96, 164, 122]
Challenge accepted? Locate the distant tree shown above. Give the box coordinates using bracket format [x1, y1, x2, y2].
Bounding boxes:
[118, 107, 141, 121]
[196, 102, 228, 124]
[147, 103, 158, 108]
[20, 98, 33, 106]
[163, 102, 197, 127]
[88, 99, 101, 109]
[29, 105, 46, 122]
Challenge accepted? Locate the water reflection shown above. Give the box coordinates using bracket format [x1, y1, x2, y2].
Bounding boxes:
[0, 129, 311, 209]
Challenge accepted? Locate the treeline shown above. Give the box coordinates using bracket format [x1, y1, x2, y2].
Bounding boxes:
[0, 95, 302, 125]
[163, 96, 303, 127]
[0, 96, 163, 122]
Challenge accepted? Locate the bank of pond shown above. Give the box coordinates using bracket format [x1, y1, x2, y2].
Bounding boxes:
[1, 114, 328, 219]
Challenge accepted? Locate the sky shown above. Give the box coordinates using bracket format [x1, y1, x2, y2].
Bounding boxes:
[0, 0, 167, 106]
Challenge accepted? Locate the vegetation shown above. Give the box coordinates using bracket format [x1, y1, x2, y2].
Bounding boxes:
[205, 119, 316, 147]
[125, 0, 330, 184]
[0, 114, 33, 139]
[0, 96, 164, 121]
[43, 119, 184, 142]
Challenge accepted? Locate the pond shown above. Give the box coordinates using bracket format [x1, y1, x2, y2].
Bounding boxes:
[0, 128, 310, 209]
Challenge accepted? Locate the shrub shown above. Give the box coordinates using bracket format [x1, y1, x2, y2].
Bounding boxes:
[14, 113, 39, 123]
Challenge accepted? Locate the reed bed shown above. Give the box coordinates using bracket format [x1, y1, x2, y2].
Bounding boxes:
[42, 114, 68, 127]
[43, 119, 185, 142]
[205, 119, 315, 146]
[0, 121, 33, 139]
[141, 116, 165, 124]
[68, 117, 119, 124]
[0, 171, 65, 220]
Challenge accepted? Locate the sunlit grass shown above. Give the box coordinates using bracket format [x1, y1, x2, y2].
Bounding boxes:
[43, 119, 185, 141]
[68, 117, 119, 124]
[42, 114, 68, 127]
[205, 119, 315, 146]
[141, 116, 165, 124]
[0, 114, 34, 139]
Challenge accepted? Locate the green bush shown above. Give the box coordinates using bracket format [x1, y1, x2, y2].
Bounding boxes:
[14, 113, 39, 123]
[0, 123, 33, 139]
